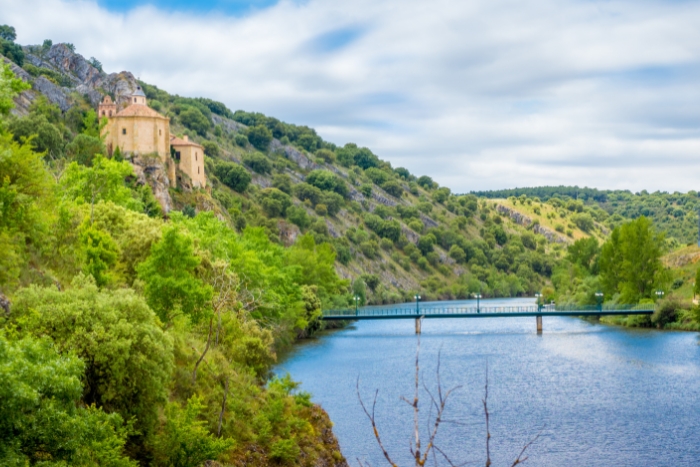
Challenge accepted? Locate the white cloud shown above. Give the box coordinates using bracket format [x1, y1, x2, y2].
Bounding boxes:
[3, 0, 700, 193]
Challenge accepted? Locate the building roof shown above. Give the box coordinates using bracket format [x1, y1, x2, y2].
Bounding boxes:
[133, 86, 146, 97]
[114, 104, 168, 119]
[170, 135, 203, 148]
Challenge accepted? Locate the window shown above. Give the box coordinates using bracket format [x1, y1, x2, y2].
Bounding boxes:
[174, 151, 181, 161]
[198, 166, 200, 174]
[133, 98, 137, 103]
[159, 129, 162, 136]
[108, 111, 112, 116]
[122, 128, 126, 135]
[195, 152, 197, 161]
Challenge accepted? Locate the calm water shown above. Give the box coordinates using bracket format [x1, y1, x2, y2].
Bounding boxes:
[276, 297, 700, 466]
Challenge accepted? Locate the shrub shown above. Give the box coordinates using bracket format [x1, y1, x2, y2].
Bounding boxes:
[555, 224, 565, 233]
[381, 237, 394, 250]
[306, 169, 348, 197]
[272, 173, 292, 194]
[381, 180, 403, 198]
[293, 182, 323, 205]
[365, 167, 390, 185]
[417, 175, 434, 189]
[408, 218, 424, 233]
[571, 212, 595, 232]
[417, 257, 429, 270]
[259, 187, 292, 217]
[202, 140, 220, 157]
[651, 298, 685, 328]
[179, 107, 210, 136]
[287, 205, 311, 229]
[315, 148, 336, 163]
[246, 125, 272, 151]
[417, 234, 436, 255]
[360, 183, 372, 197]
[242, 152, 271, 174]
[360, 240, 379, 259]
[449, 245, 466, 263]
[214, 161, 251, 192]
[314, 203, 328, 216]
[234, 134, 248, 147]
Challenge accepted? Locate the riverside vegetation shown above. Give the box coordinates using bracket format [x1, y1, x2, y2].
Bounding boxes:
[2, 26, 700, 466]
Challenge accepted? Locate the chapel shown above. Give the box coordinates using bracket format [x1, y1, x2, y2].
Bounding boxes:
[99, 86, 206, 188]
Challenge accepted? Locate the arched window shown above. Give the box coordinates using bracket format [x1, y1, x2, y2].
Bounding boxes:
[195, 152, 197, 161]
[122, 128, 127, 135]
[133, 98, 137, 103]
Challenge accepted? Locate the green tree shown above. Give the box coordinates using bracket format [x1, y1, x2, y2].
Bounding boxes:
[0, 334, 137, 467]
[154, 397, 233, 467]
[7, 114, 64, 159]
[66, 134, 105, 166]
[571, 212, 595, 232]
[137, 225, 213, 325]
[417, 234, 436, 255]
[179, 107, 210, 136]
[246, 125, 273, 151]
[214, 161, 250, 192]
[259, 187, 292, 218]
[381, 180, 403, 198]
[417, 175, 434, 189]
[80, 224, 119, 287]
[599, 217, 667, 302]
[242, 152, 272, 174]
[11, 276, 174, 454]
[0, 25, 17, 41]
[0, 62, 30, 116]
[566, 237, 599, 273]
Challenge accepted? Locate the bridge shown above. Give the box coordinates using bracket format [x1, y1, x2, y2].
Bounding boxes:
[321, 302, 657, 334]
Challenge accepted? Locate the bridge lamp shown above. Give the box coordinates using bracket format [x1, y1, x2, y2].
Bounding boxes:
[535, 292, 543, 311]
[414, 295, 421, 314]
[595, 292, 604, 310]
[655, 290, 664, 300]
[473, 293, 482, 313]
[353, 295, 361, 315]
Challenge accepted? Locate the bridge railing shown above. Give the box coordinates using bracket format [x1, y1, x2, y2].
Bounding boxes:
[321, 302, 655, 318]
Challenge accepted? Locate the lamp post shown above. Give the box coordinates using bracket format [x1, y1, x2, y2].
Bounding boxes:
[353, 295, 361, 316]
[655, 290, 664, 302]
[595, 292, 604, 311]
[473, 293, 482, 313]
[414, 294, 421, 315]
[535, 292, 543, 312]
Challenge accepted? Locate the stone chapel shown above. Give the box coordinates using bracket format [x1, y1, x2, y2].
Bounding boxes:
[99, 86, 206, 189]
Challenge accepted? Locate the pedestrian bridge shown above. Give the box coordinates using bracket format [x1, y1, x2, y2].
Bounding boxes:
[321, 303, 656, 333]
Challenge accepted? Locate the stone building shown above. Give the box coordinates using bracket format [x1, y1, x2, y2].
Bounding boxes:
[99, 86, 206, 188]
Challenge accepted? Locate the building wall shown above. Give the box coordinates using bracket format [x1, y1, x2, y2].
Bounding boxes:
[103, 116, 170, 160]
[174, 144, 207, 188]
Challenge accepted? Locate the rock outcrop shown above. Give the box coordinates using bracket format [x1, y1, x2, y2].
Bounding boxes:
[496, 204, 568, 243]
[130, 154, 174, 214]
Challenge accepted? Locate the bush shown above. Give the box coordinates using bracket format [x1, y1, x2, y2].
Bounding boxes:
[293, 182, 323, 205]
[202, 140, 220, 157]
[417, 175, 434, 189]
[314, 203, 328, 216]
[179, 107, 210, 136]
[381, 237, 394, 250]
[66, 134, 105, 166]
[449, 245, 466, 263]
[214, 161, 251, 192]
[242, 152, 272, 174]
[365, 167, 390, 185]
[417, 256, 429, 270]
[360, 240, 379, 259]
[315, 148, 336, 163]
[272, 173, 292, 194]
[287, 205, 311, 229]
[306, 169, 348, 197]
[360, 183, 372, 197]
[247, 125, 273, 151]
[259, 187, 292, 217]
[234, 134, 248, 147]
[571, 212, 595, 232]
[651, 298, 685, 328]
[381, 180, 403, 198]
[417, 234, 436, 255]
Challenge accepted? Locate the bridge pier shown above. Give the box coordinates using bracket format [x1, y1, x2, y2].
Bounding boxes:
[415, 317, 422, 334]
[536, 315, 542, 334]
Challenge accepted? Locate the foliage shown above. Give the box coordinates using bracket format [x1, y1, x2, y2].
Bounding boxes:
[10, 276, 174, 447]
[247, 125, 273, 151]
[243, 152, 272, 174]
[154, 396, 233, 467]
[259, 187, 292, 218]
[599, 217, 668, 302]
[0, 333, 136, 467]
[137, 225, 213, 325]
[61, 155, 141, 211]
[214, 161, 251, 192]
[0, 63, 30, 116]
[66, 134, 105, 165]
[305, 169, 348, 197]
[179, 107, 210, 136]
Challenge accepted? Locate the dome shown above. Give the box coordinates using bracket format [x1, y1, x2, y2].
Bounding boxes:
[132, 86, 146, 97]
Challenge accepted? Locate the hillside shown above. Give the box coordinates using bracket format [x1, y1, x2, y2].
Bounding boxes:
[2, 39, 582, 303]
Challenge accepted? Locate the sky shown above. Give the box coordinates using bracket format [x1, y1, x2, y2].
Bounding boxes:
[2, 0, 700, 193]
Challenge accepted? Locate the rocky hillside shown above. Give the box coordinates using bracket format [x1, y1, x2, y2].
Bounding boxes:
[3, 40, 603, 303]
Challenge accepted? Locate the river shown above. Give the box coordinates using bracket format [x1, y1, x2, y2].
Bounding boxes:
[276, 297, 700, 467]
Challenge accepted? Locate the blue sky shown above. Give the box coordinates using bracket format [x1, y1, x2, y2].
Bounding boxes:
[3, 0, 700, 192]
[97, 0, 280, 15]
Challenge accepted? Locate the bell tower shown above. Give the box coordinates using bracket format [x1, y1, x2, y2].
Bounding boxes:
[98, 95, 117, 118]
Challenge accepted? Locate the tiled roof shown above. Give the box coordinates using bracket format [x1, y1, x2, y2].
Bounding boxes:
[115, 104, 167, 119]
[170, 135, 203, 148]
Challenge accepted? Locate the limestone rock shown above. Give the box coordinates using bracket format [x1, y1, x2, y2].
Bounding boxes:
[130, 154, 173, 214]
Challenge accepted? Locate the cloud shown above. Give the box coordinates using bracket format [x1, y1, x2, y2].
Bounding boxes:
[3, 0, 700, 193]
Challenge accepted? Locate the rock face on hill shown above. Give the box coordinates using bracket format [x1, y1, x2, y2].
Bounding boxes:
[11, 43, 142, 114]
[496, 204, 568, 243]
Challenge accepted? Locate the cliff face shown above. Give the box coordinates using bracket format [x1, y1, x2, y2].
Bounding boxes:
[8, 44, 173, 213]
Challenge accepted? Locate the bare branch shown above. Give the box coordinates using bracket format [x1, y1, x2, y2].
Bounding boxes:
[508, 428, 544, 467]
[483, 362, 491, 467]
[357, 377, 398, 467]
[192, 316, 214, 384]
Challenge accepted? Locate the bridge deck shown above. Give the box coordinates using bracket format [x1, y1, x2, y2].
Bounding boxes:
[321, 304, 655, 320]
